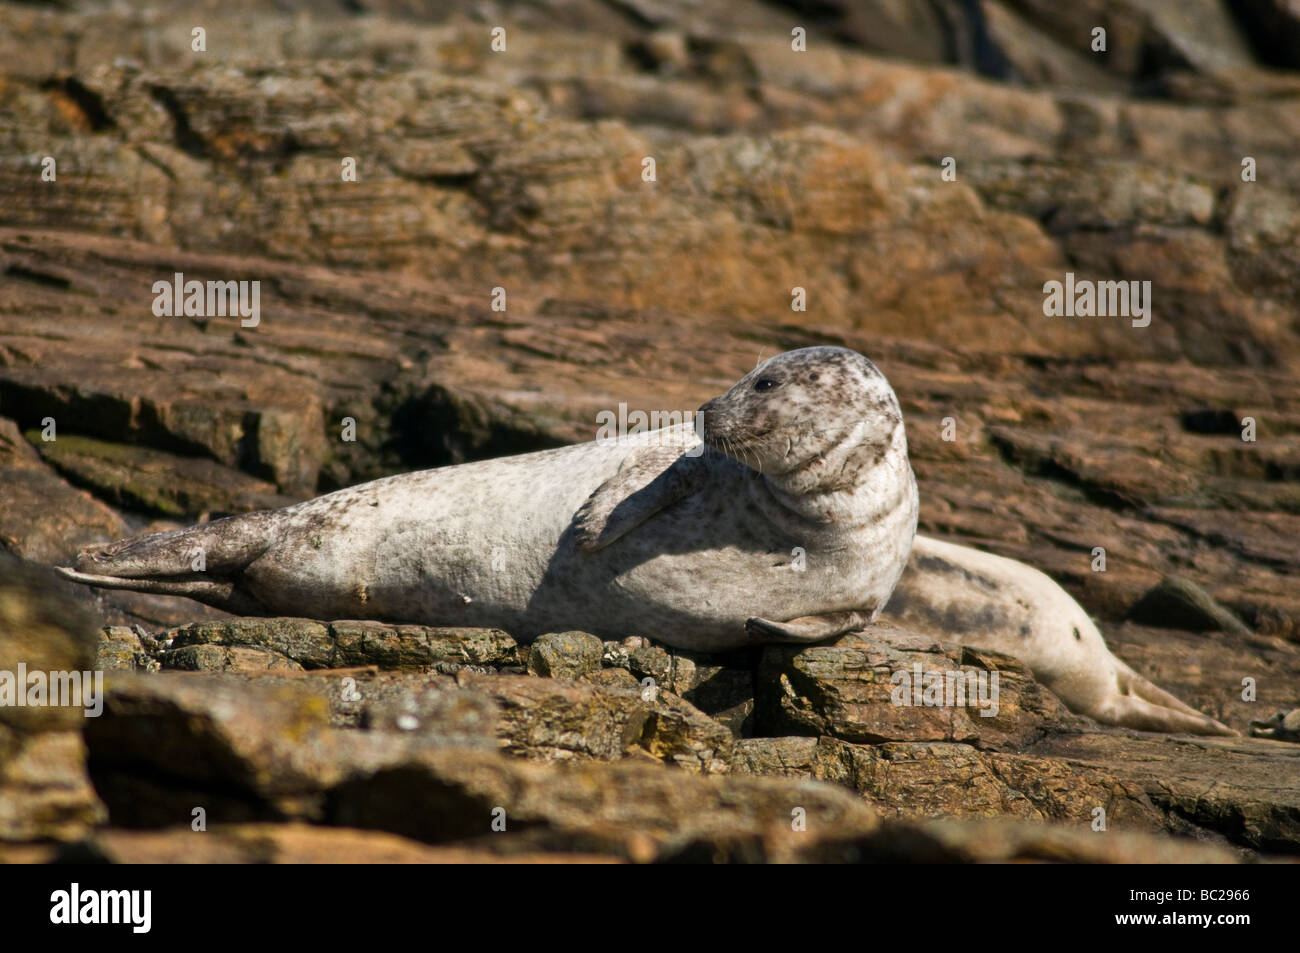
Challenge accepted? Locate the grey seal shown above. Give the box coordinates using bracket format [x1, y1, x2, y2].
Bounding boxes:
[58, 346, 919, 652]
[884, 535, 1235, 735]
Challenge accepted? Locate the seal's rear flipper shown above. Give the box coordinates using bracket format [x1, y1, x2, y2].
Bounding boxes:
[54, 567, 268, 615]
[58, 510, 279, 613]
[70, 510, 278, 578]
[1104, 660, 1237, 736]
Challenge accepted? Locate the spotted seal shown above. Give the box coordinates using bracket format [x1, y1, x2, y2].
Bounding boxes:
[58, 346, 919, 652]
[884, 534, 1235, 735]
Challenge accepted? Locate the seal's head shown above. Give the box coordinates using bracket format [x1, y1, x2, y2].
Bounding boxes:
[698, 346, 907, 491]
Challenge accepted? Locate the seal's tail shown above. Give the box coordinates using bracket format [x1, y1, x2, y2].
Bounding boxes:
[1102, 659, 1237, 736]
[55, 511, 279, 614]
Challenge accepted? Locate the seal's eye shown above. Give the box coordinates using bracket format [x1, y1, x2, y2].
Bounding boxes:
[753, 379, 779, 392]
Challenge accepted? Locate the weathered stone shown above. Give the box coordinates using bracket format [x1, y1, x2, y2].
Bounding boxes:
[457, 673, 733, 773]
[165, 618, 518, 671]
[160, 644, 304, 673]
[168, 619, 335, 669]
[0, 418, 128, 565]
[1020, 731, 1300, 853]
[0, 730, 106, 841]
[2, 0, 1300, 862]
[527, 631, 604, 679]
[327, 747, 880, 861]
[96, 625, 157, 672]
[600, 639, 757, 736]
[0, 557, 99, 733]
[84, 673, 336, 802]
[0, 557, 106, 840]
[756, 624, 1071, 751]
[348, 675, 498, 749]
[330, 622, 519, 672]
[28, 430, 297, 518]
[1128, 575, 1253, 636]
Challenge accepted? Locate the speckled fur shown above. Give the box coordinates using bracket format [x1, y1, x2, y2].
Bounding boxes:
[884, 535, 1235, 735]
[61, 347, 919, 652]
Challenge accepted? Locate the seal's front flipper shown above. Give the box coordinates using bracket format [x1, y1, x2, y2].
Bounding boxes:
[745, 610, 873, 644]
[575, 445, 708, 552]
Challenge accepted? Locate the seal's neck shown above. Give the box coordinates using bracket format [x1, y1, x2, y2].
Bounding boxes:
[759, 420, 914, 528]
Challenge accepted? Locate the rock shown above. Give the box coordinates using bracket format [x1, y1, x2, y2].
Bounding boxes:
[732, 735, 1174, 829]
[600, 640, 757, 735]
[1127, 575, 1253, 636]
[0, 556, 107, 840]
[527, 631, 604, 679]
[996, 0, 1256, 81]
[84, 673, 335, 804]
[456, 673, 733, 773]
[1021, 731, 1300, 853]
[0, 557, 98, 734]
[347, 675, 498, 749]
[845, 816, 1242, 864]
[27, 431, 298, 518]
[167, 619, 334, 668]
[56, 823, 621, 864]
[0, 418, 128, 565]
[160, 644, 304, 673]
[327, 747, 881, 861]
[756, 624, 1072, 751]
[2, 0, 1300, 863]
[165, 618, 519, 671]
[96, 626, 160, 672]
[0, 730, 105, 842]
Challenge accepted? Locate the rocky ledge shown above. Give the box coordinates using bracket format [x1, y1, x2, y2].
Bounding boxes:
[3, 562, 1296, 863]
[2, 0, 1300, 862]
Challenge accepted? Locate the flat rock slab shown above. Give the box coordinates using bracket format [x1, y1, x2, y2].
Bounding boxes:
[162, 618, 520, 671]
[1021, 731, 1300, 853]
[28, 431, 298, 518]
[757, 624, 1075, 750]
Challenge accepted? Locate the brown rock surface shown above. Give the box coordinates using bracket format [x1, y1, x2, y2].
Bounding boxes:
[756, 625, 1075, 750]
[0, 557, 107, 840]
[2, 0, 1298, 862]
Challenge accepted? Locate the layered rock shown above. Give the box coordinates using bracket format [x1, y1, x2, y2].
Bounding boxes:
[2, 0, 1299, 863]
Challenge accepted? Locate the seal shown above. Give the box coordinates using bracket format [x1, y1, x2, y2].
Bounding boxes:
[883, 534, 1235, 735]
[1249, 709, 1300, 743]
[58, 346, 919, 652]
